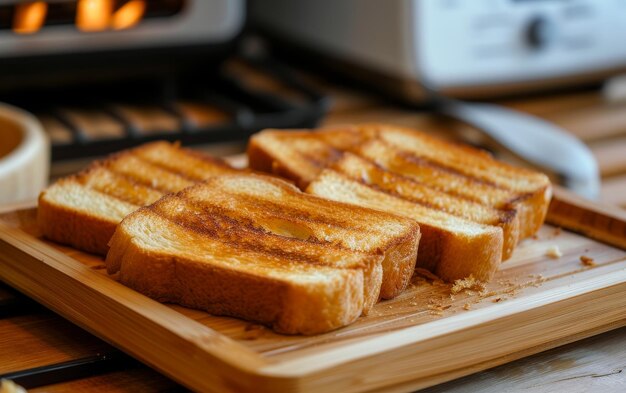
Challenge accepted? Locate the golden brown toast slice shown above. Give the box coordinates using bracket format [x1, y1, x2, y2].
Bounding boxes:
[307, 170, 503, 282]
[332, 153, 519, 259]
[178, 174, 420, 301]
[38, 141, 238, 255]
[106, 174, 421, 334]
[248, 124, 551, 240]
[247, 123, 552, 281]
[356, 140, 519, 208]
[367, 124, 552, 239]
[247, 128, 367, 188]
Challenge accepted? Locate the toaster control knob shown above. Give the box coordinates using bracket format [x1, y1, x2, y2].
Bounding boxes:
[525, 16, 555, 50]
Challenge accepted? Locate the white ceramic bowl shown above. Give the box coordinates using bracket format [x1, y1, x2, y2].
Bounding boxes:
[0, 103, 49, 205]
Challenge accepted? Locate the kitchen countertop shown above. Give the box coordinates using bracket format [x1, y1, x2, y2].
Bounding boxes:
[1, 73, 625, 392]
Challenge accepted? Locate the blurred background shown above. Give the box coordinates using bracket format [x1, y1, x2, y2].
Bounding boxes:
[0, 0, 624, 204]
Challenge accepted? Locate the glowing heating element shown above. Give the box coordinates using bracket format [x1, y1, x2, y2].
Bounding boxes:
[13, 2, 48, 34]
[112, 0, 146, 30]
[76, 0, 113, 32]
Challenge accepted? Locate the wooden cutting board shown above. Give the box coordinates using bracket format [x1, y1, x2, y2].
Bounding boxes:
[0, 188, 624, 393]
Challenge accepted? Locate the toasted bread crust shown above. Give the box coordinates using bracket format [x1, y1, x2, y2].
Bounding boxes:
[247, 132, 325, 189]
[38, 191, 118, 255]
[307, 170, 503, 282]
[107, 222, 364, 335]
[38, 141, 237, 255]
[378, 228, 420, 298]
[415, 221, 503, 281]
[248, 129, 366, 188]
[512, 185, 553, 239]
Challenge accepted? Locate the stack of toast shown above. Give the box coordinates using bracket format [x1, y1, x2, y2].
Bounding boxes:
[106, 175, 419, 334]
[249, 124, 552, 282]
[38, 124, 552, 334]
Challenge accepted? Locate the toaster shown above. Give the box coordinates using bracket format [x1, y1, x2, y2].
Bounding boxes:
[0, 0, 245, 89]
[252, 0, 626, 100]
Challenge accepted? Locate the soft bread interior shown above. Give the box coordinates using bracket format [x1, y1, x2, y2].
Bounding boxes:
[307, 170, 504, 281]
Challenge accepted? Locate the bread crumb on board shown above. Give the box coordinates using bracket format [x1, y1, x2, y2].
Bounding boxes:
[463, 303, 471, 311]
[580, 255, 596, 267]
[545, 245, 563, 259]
[479, 290, 498, 298]
[451, 274, 486, 294]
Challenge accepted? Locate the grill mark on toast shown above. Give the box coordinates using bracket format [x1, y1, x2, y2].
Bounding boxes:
[299, 148, 343, 169]
[398, 152, 500, 189]
[364, 145, 521, 208]
[89, 142, 233, 194]
[104, 166, 179, 194]
[191, 202, 332, 246]
[149, 197, 370, 268]
[400, 152, 536, 206]
[133, 149, 234, 182]
[101, 155, 194, 194]
[335, 156, 517, 227]
[178, 176, 418, 259]
[170, 147, 234, 169]
[378, 127, 548, 192]
[73, 172, 145, 208]
[76, 167, 165, 206]
[186, 190, 379, 235]
[134, 207, 335, 273]
[180, 190, 389, 253]
[132, 156, 207, 183]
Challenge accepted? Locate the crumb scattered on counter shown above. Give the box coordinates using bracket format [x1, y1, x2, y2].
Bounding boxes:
[553, 227, 562, 236]
[479, 290, 497, 298]
[451, 274, 486, 294]
[493, 297, 504, 303]
[463, 303, 471, 311]
[427, 304, 441, 310]
[545, 245, 563, 259]
[580, 255, 596, 267]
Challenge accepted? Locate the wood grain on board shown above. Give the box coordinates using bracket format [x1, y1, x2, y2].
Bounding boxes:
[0, 313, 112, 374]
[421, 327, 626, 393]
[28, 368, 180, 393]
